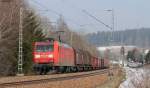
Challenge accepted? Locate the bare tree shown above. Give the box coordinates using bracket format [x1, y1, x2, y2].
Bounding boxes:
[56, 16, 99, 56]
[0, 0, 22, 75]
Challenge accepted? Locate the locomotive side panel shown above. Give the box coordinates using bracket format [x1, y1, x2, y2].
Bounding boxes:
[58, 43, 75, 66]
[53, 41, 59, 65]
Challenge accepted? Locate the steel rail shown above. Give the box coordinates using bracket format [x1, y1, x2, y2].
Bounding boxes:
[0, 69, 111, 87]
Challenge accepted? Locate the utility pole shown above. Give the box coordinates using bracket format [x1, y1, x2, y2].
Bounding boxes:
[70, 32, 73, 45]
[105, 9, 115, 45]
[17, 3, 24, 76]
[112, 9, 115, 42]
[55, 31, 65, 42]
[120, 46, 125, 66]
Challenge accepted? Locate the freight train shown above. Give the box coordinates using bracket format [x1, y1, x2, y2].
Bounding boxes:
[33, 39, 109, 75]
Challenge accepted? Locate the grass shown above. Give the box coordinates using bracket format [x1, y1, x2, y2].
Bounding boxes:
[96, 67, 126, 88]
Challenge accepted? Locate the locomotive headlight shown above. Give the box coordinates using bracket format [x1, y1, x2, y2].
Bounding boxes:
[48, 54, 53, 58]
[35, 55, 40, 58]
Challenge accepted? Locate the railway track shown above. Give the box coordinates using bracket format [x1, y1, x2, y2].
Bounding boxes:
[0, 69, 110, 87]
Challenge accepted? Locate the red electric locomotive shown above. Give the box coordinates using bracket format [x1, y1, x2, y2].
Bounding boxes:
[33, 40, 75, 74]
[33, 39, 109, 75]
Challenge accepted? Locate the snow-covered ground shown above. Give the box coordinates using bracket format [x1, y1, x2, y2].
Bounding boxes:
[119, 66, 150, 88]
[97, 45, 136, 52]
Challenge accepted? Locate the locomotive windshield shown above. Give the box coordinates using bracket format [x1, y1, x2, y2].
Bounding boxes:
[36, 45, 54, 52]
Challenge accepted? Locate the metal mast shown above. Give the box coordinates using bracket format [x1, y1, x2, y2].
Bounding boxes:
[105, 9, 115, 44]
[112, 9, 115, 43]
[18, 4, 23, 75]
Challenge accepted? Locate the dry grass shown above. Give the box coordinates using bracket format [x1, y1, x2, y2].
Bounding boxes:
[0, 70, 106, 84]
[96, 68, 125, 88]
[7, 74, 108, 88]
[1, 66, 122, 88]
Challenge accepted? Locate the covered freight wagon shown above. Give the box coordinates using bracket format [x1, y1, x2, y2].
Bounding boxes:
[74, 49, 92, 66]
[82, 51, 92, 66]
[75, 49, 84, 66]
[101, 59, 109, 68]
[91, 57, 98, 69]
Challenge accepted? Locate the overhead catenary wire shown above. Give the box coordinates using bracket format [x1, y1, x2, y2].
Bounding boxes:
[30, 0, 85, 27]
[59, 1, 113, 31]
[82, 10, 112, 30]
[60, 1, 96, 27]
[31, 0, 61, 16]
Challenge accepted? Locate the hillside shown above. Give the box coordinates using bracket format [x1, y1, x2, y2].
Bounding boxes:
[86, 28, 150, 48]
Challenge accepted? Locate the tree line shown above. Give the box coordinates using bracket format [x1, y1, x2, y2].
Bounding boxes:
[86, 28, 150, 47]
[127, 48, 150, 64]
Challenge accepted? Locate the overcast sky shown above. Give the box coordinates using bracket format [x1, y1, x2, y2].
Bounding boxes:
[29, 0, 150, 33]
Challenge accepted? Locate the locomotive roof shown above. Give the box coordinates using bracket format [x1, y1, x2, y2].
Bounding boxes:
[58, 42, 73, 49]
[34, 41, 72, 49]
[34, 42, 53, 45]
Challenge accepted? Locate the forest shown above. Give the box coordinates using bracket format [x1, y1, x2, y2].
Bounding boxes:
[86, 28, 150, 47]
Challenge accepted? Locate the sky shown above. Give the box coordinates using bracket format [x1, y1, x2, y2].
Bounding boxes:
[28, 0, 150, 33]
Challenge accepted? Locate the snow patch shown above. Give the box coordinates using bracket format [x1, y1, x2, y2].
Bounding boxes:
[119, 66, 149, 88]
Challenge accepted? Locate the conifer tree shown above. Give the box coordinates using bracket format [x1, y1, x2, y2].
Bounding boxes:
[23, 11, 45, 74]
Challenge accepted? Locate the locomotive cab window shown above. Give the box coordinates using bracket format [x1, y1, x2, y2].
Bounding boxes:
[36, 45, 54, 52]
